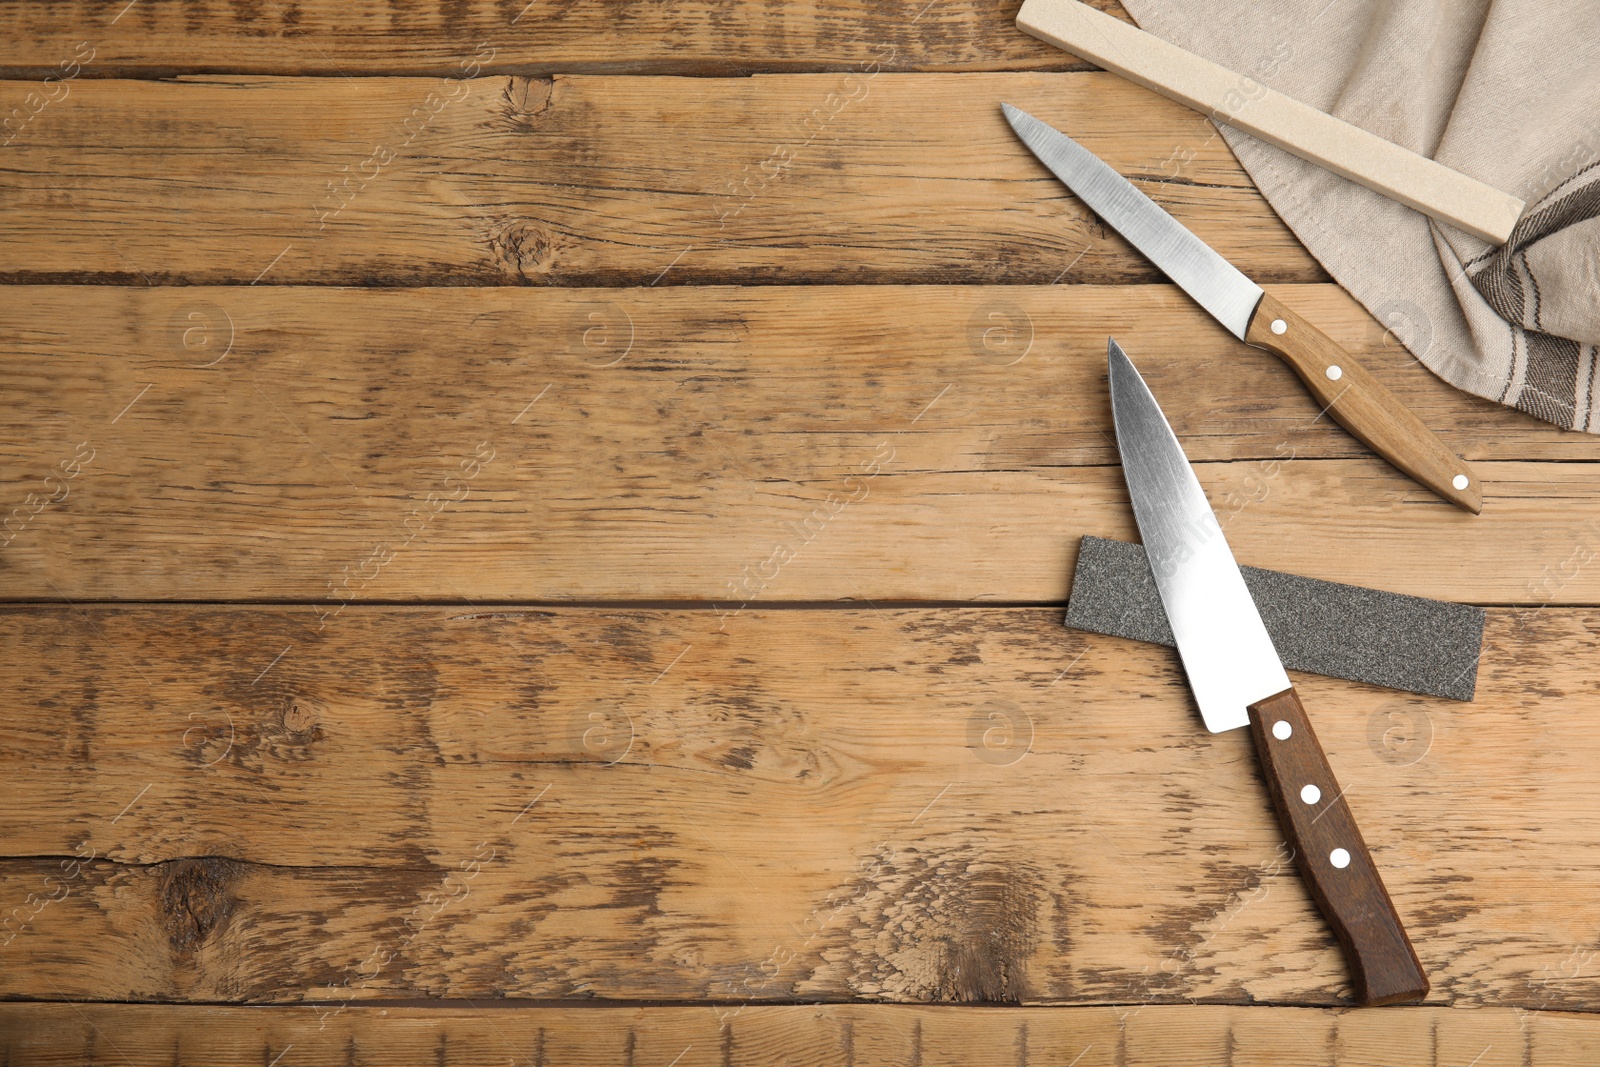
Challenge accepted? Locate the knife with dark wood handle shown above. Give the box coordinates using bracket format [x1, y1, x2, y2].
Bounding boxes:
[1248, 687, 1429, 1004]
[1107, 336, 1429, 1005]
[1004, 103, 1482, 514]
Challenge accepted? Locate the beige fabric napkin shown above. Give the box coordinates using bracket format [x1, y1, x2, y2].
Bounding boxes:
[1118, 0, 1600, 431]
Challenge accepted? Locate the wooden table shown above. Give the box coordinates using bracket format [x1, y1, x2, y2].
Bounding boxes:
[4, 2, 1600, 1063]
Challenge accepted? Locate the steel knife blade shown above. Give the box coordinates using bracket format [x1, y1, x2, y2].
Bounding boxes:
[1109, 339, 1285, 733]
[1107, 336, 1429, 1006]
[1006, 103, 1483, 515]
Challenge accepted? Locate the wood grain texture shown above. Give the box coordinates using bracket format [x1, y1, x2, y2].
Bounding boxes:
[0, 0, 1130, 79]
[2, 1003, 1597, 1067]
[0, 72, 1323, 286]
[2, 605, 1598, 1008]
[1246, 291, 1481, 513]
[1247, 688, 1428, 1006]
[3, 285, 1597, 604]
[4, 0, 1599, 1048]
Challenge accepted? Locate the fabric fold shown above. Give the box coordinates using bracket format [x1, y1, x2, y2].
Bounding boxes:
[1118, 0, 1600, 431]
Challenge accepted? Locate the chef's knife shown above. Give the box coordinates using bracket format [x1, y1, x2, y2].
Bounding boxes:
[1107, 336, 1428, 1006]
[1004, 103, 1482, 515]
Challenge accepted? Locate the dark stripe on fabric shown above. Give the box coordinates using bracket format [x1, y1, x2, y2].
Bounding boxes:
[1588, 345, 1599, 432]
[1473, 248, 1527, 322]
[1515, 329, 1583, 427]
[1525, 248, 1542, 329]
[1469, 165, 1600, 327]
[1514, 159, 1600, 247]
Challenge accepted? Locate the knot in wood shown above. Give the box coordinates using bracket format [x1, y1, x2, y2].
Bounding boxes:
[491, 220, 556, 281]
[282, 697, 321, 736]
[159, 857, 240, 956]
[502, 76, 554, 132]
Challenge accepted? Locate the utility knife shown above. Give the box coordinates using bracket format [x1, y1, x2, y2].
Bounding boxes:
[1106, 336, 1429, 1005]
[1005, 103, 1481, 514]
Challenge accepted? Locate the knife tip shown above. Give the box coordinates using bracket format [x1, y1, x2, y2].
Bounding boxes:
[1106, 337, 1143, 408]
[1107, 336, 1130, 370]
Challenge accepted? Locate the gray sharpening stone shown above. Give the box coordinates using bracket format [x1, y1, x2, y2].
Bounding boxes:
[1065, 535, 1485, 701]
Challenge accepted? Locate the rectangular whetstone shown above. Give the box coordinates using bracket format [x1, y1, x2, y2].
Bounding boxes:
[1065, 535, 1485, 701]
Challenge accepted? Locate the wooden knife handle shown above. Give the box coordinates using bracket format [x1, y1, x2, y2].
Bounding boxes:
[1247, 687, 1429, 1005]
[1244, 292, 1482, 514]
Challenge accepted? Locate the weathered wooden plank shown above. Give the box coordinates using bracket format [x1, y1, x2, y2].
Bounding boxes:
[0, 1003, 1591, 1067]
[2, 606, 1597, 1008]
[0, 0, 1131, 80]
[0, 72, 1321, 286]
[1, 284, 1596, 603]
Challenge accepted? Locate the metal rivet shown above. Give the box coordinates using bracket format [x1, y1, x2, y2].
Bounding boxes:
[1452, 474, 1469, 490]
[1270, 319, 1287, 335]
[1300, 784, 1321, 804]
[1330, 848, 1351, 869]
[1326, 365, 1343, 381]
[1272, 720, 1292, 740]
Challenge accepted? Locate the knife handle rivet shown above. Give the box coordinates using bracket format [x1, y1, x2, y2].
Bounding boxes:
[1330, 848, 1351, 869]
[1300, 784, 1322, 804]
[1272, 720, 1292, 740]
[1270, 318, 1288, 335]
[1325, 364, 1343, 381]
[1453, 474, 1470, 490]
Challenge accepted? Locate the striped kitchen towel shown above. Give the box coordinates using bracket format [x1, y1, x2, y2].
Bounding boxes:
[1119, 0, 1600, 431]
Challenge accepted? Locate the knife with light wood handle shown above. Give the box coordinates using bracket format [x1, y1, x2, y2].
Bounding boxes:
[1108, 336, 1430, 1005]
[1004, 103, 1482, 513]
[1016, 0, 1525, 246]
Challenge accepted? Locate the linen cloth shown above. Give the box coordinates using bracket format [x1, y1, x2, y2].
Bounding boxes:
[1118, 0, 1600, 431]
